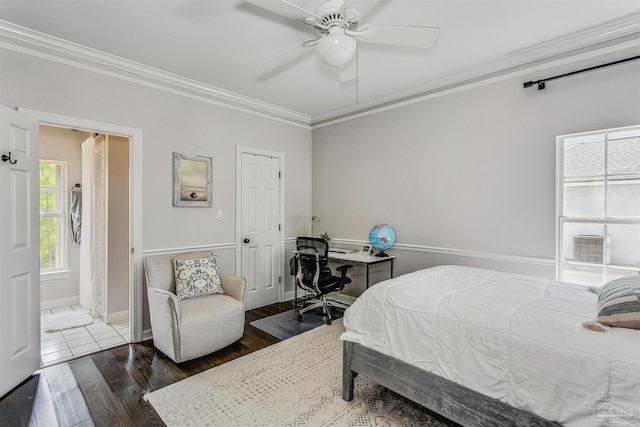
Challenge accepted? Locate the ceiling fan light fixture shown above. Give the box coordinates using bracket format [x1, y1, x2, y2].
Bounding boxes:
[316, 28, 356, 67]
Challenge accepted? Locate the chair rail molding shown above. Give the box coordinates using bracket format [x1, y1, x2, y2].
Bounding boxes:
[328, 238, 554, 267]
[141, 242, 236, 257]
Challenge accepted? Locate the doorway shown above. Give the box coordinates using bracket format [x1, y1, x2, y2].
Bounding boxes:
[1, 106, 142, 394]
[20, 107, 144, 350]
[39, 125, 131, 365]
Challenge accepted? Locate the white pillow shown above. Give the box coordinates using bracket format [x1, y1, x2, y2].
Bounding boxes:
[173, 256, 224, 300]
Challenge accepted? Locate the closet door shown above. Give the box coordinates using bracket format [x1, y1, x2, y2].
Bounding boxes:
[240, 151, 282, 310]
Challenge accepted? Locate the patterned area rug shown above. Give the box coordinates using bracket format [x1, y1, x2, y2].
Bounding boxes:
[144, 319, 459, 427]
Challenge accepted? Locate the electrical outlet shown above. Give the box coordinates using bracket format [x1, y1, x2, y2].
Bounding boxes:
[216, 210, 222, 221]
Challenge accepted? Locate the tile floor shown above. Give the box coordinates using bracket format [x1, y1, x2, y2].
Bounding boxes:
[40, 304, 130, 367]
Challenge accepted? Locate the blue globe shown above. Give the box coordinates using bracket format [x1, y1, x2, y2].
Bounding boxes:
[369, 224, 395, 256]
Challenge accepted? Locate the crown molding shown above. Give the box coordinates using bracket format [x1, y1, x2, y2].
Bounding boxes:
[0, 20, 312, 128]
[311, 13, 640, 127]
[1, 13, 639, 129]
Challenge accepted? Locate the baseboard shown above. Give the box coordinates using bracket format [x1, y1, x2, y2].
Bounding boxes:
[142, 328, 153, 342]
[284, 290, 295, 302]
[106, 309, 129, 324]
[41, 296, 79, 310]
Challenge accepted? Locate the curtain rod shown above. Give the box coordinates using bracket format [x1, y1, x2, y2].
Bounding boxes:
[523, 55, 640, 90]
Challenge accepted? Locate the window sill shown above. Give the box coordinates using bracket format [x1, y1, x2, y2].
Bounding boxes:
[41, 270, 71, 281]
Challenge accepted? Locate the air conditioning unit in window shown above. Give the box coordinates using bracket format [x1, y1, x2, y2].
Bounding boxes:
[573, 235, 604, 264]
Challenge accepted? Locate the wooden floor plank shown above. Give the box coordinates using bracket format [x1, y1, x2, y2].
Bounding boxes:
[43, 363, 94, 426]
[29, 372, 59, 427]
[0, 374, 40, 427]
[0, 302, 292, 427]
[69, 356, 137, 427]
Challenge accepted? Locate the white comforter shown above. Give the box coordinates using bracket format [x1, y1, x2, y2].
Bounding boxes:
[340, 265, 640, 426]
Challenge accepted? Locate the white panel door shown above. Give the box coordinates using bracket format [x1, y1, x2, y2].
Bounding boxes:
[241, 153, 282, 310]
[0, 105, 40, 397]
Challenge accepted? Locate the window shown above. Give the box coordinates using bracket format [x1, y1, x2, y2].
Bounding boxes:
[556, 125, 640, 286]
[40, 160, 68, 273]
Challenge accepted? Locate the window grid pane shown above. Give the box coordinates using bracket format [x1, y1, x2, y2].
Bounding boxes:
[558, 125, 640, 286]
[39, 160, 67, 272]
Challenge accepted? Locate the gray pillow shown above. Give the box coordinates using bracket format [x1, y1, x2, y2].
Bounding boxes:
[173, 255, 224, 300]
[597, 276, 640, 330]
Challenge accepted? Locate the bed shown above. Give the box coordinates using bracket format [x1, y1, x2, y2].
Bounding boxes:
[340, 265, 640, 426]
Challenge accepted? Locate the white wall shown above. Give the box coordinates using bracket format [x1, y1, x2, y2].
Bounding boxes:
[311, 53, 640, 280]
[3, 35, 637, 324]
[0, 49, 313, 330]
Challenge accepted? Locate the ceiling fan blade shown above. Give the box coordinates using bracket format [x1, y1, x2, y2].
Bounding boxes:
[338, 56, 357, 82]
[253, 38, 317, 76]
[245, 0, 320, 22]
[357, 24, 440, 48]
[343, 0, 382, 22]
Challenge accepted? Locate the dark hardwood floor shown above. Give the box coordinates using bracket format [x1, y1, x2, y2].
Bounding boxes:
[0, 302, 292, 427]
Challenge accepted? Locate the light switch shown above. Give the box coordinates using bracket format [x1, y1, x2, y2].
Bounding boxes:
[216, 210, 223, 221]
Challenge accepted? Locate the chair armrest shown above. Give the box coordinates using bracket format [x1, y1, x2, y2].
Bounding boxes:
[147, 286, 182, 362]
[148, 286, 181, 321]
[335, 264, 354, 276]
[220, 275, 246, 303]
[335, 264, 354, 289]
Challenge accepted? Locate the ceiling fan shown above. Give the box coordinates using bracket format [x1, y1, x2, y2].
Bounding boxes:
[246, 0, 440, 82]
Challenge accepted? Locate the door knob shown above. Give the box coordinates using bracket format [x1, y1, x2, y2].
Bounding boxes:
[244, 238, 250, 243]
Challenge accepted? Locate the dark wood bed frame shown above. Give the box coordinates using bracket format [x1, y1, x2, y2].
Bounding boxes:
[342, 341, 561, 427]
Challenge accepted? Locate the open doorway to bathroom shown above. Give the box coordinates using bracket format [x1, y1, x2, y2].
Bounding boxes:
[39, 125, 131, 366]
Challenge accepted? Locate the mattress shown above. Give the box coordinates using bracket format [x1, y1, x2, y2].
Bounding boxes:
[340, 265, 640, 426]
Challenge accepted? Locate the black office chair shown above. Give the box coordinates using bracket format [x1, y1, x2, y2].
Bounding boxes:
[295, 237, 353, 325]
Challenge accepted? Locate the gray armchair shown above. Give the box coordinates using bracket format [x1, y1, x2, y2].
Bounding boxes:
[143, 251, 246, 363]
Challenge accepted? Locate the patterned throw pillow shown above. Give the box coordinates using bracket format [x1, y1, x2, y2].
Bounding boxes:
[597, 276, 640, 329]
[173, 256, 224, 300]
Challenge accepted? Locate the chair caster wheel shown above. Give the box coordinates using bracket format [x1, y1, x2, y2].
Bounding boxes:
[327, 319, 332, 325]
[297, 314, 302, 322]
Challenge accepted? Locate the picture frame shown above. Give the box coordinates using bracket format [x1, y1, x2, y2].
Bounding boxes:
[360, 244, 372, 255]
[173, 152, 212, 207]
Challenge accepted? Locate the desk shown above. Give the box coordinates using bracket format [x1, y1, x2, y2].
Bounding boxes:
[328, 251, 395, 289]
[292, 251, 395, 309]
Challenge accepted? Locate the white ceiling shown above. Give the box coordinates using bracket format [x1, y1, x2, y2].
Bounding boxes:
[1, 0, 639, 125]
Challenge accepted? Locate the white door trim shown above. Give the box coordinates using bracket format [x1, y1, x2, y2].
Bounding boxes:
[235, 145, 285, 303]
[19, 108, 144, 343]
